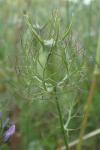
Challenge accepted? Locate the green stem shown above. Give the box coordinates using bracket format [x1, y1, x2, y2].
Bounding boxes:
[55, 87, 69, 150]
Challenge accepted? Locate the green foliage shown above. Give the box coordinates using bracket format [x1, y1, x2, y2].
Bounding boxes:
[0, 0, 100, 149]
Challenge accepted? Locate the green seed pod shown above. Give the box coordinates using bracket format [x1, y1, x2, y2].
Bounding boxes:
[94, 33, 100, 75]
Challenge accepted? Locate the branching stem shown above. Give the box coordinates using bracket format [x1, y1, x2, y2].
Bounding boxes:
[55, 87, 69, 150]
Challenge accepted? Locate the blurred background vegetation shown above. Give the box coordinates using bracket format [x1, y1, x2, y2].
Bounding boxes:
[0, 0, 100, 150]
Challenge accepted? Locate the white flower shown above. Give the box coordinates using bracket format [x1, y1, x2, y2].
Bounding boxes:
[44, 38, 55, 48]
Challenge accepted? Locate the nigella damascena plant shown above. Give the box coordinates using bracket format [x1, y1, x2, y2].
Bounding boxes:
[0, 112, 15, 145]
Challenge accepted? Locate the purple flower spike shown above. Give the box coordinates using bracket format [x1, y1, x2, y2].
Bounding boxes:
[0, 112, 2, 119]
[3, 124, 15, 142]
